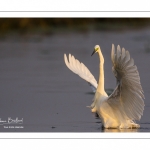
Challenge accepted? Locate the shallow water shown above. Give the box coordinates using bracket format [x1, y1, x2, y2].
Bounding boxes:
[0, 29, 150, 132]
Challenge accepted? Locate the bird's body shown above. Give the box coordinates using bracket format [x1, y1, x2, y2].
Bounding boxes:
[91, 90, 140, 128]
[64, 44, 145, 129]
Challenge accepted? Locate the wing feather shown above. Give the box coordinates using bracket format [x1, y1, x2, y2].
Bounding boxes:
[64, 54, 98, 92]
[107, 44, 145, 121]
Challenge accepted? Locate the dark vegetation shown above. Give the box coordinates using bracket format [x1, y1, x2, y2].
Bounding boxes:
[0, 18, 150, 35]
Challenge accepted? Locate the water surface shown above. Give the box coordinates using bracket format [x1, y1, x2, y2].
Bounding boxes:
[0, 29, 150, 132]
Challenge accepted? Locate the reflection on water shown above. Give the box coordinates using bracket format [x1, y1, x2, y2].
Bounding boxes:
[94, 107, 149, 132]
[102, 128, 138, 133]
[96, 119, 139, 132]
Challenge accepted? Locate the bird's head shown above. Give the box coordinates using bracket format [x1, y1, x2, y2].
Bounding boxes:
[91, 45, 100, 56]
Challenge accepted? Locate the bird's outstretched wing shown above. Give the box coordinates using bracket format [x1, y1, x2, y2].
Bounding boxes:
[64, 54, 98, 92]
[107, 44, 145, 121]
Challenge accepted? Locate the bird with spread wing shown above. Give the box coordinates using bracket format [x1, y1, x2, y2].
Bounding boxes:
[64, 44, 145, 129]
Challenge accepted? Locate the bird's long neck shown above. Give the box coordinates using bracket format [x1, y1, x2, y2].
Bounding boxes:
[96, 50, 105, 94]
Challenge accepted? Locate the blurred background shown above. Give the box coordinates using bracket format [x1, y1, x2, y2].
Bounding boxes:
[0, 18, 150, 35]
[0, 18, 150, 132]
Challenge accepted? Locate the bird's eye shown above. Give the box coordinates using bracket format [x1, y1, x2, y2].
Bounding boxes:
[95, 48, 99, 51]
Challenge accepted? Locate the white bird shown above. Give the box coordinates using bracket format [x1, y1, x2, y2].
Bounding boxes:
[64, 44, 145, 129]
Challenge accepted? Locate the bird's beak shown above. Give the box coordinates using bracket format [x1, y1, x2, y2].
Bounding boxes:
[91, 50, 96, 56]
